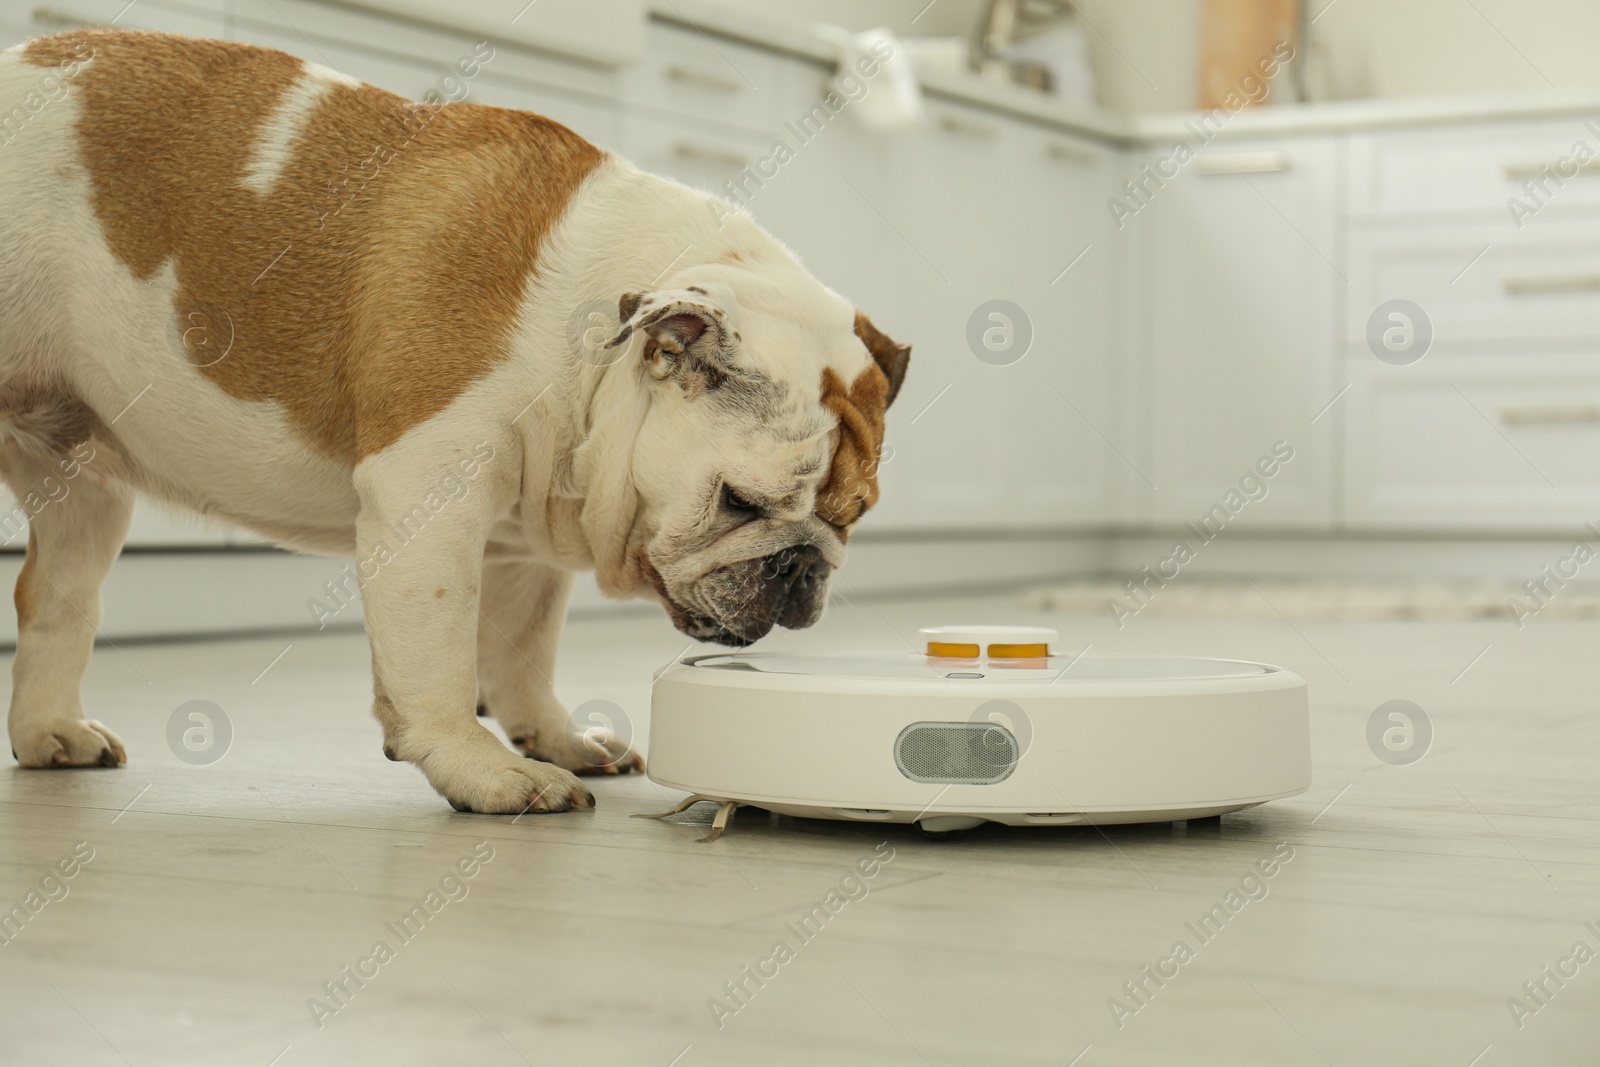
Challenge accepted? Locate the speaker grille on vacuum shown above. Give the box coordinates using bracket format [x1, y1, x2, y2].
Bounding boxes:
[894, 722, 1018, 785]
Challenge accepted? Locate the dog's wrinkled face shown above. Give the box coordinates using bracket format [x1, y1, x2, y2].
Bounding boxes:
[609, 277, 909, 646]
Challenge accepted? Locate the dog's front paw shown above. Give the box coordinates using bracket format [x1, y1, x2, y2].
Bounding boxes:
[409, 724, 595, 814]
[12, 719, 126, 768]
[507, 727, 646, 777]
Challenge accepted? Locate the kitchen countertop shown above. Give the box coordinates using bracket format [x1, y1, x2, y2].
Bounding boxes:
[655, 0, 1600, 146]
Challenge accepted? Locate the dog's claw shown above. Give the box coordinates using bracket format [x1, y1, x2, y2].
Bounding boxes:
[16, 720, 127, 768]
[598, 753, 646, 776]
[421, 726, 600, 814]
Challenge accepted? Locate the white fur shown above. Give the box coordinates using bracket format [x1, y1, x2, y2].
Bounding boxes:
[241, 62, 354, 196]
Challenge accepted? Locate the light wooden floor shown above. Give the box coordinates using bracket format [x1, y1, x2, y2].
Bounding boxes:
[0, 590, 1595, 1066]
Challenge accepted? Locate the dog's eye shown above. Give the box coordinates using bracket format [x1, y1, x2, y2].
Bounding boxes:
[722, 485, 760, 515]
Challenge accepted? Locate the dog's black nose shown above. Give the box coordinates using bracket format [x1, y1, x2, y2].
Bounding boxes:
[762, 545, 830, 629]
[763, 543, 824, 588]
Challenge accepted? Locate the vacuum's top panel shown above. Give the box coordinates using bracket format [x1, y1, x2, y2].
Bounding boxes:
[682, 651, 1276, 683]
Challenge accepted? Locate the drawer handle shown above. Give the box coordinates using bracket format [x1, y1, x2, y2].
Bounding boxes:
[1502, 274, 1600, 295]
[672, 142, 747, 168]
[664, 66, 742, 94]
[1499, 405, 1600, 426]
[1194, 151, 1292, 175]
[31, 6, 98, 27]
[1044, 142, 1094, 165]
[939, 115, 997, 139]
[1505, 161, 1600, 181]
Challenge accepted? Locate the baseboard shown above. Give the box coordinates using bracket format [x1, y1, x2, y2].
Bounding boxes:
[0, 533, 1107, 644]
[1102, 532, 1584, 584]
[0, 530, 1579, 644]
[0, 550, 367, 646]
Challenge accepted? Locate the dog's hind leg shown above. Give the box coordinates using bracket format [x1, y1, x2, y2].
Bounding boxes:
[3, 442, 134, 767]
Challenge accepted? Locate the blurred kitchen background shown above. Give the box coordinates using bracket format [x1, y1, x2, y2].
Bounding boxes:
[5, 0, 1600, 640]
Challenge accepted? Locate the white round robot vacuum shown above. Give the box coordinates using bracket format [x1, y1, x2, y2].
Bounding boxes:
[642, 626, 1312, 837]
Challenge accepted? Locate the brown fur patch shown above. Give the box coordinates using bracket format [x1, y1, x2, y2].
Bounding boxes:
[24, 30, 603, 461]
[813, 315, 911, 534]
[815, 366, 887, 535]
[852, 311, 910, 406]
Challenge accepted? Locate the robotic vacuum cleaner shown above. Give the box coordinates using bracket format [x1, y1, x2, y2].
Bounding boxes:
[642, 626, 1312, 837]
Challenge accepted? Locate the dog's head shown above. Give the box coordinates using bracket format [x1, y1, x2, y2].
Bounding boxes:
[589, 267, 909, 646]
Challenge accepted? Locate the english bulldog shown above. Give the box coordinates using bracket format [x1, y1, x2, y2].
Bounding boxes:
[0, 30, 909, 813]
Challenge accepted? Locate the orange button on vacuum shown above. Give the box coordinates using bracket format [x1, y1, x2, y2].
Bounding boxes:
[987, 643, 1050, 659]
[919, 626, 1058, 663]
[926, 641, 981, 658]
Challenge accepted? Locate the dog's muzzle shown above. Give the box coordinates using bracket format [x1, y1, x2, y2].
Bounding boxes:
[665, 544, 833, 646]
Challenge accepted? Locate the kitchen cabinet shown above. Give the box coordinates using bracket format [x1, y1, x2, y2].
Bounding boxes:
[1347, 118, 1600, 220]
[1341, 130, 1600, 532]
[616, 112, 766, 192]
[754, 59, 892, 302]
[1346, 218, 1600, 349]
[1006, 122, 1120, 528]
[1345, 355, 1600, 530]
[1130, 134, 1339, 530]
[865, 98, 1118, 530]
[619, 21, 782, 134]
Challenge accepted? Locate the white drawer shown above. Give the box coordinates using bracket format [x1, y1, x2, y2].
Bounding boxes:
[334, 0, 645, 67]
[467, 74, 618, 150]
[1344, 356, 1600, 531]
[1349, 118, 1600, 218]
[229, 22, 616, 149]
[1347, 219, 1600, 349]
[28, 0, 226, 38]
[618, 112, 766, 194]
[619, 21, 777, 132]
[231, 23, 464, 101]
[231, 0, 615, 101]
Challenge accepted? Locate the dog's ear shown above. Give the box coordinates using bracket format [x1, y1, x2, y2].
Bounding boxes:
[606, 288, 738, 387]
[853, 311, 910, 407]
